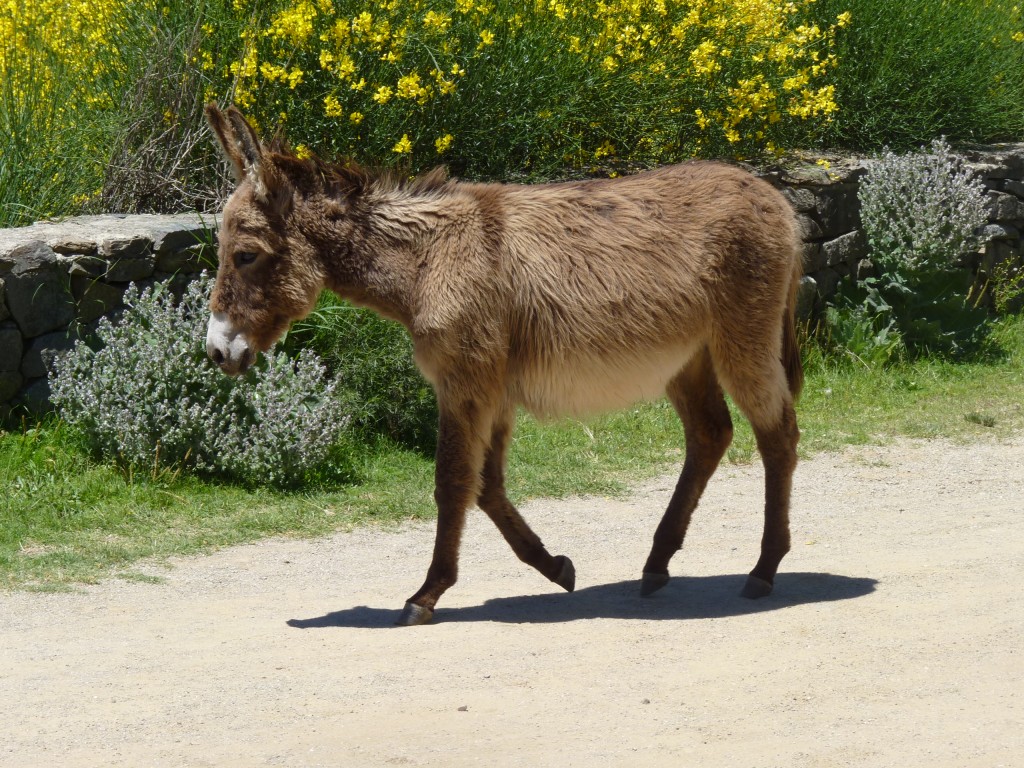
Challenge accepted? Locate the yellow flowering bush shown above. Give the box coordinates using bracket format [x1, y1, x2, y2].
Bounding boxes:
[0, 0, 137, 222]
[217, 0, 491, 164]
[538, 0, 850, 157]
[2, 0, 1023, 222]
[205, 0, 850, 173]
[0, 0, 130, 111]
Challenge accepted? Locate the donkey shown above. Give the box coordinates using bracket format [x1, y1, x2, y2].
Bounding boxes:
[204, 105, 803, 626]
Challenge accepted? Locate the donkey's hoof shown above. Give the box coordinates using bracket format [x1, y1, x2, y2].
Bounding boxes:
[396, 602, 434, 626]
[740, 575, 774, 599]
[552, 555, 576, 593]
[640, 571, 670, 596]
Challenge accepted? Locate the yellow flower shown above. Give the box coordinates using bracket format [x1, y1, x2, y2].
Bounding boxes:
[396, 72, 430, 103]
[295, 144, 312, 159]
[350, 111, 364, 125]
[372, 85, 393, 104]
[435, 134, 454, 153]
[269, 1, 317, 46]
[393, 134, 413, 154]
[323, 94, 343, 117]
[478, 29, 494, 48]
[335, 54, 356, 80]
[352, 11, 373, 37]
[594, 140, 615, 159]
[432, 69, 458, 95]
[260, 62, 287, 83]
[689, 40, 721, 76]
[836, 11, 852, 28]
[423, 10, 451, 32]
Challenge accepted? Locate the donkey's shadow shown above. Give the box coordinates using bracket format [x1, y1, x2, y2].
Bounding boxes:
[287, 572, 876, 629]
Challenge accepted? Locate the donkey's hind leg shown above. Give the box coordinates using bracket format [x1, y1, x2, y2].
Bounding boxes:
[478, 410, 575, 592]
[641, 348, 734, 596]
[714, 346, 800, 599]
[740, 400, 798, 598]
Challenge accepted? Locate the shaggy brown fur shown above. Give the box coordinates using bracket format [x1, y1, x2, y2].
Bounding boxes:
[205, 105, 803, 625]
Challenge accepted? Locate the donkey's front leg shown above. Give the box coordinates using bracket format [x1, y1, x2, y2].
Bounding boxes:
[397, 399, 490, 626]
[478, 411, 575, 593]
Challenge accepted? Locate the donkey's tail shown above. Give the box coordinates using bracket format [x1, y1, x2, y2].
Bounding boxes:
[783, 254, 805, 402]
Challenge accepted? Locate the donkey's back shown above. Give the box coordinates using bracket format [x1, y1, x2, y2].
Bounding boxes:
[423, 162, 802, 420]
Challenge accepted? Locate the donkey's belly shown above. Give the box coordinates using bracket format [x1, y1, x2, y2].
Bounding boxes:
[512, 341, 699, 418]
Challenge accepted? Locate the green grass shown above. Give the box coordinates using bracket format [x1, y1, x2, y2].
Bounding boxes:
[3, 315, 1023, 590]
[814, 0, 1024, 150]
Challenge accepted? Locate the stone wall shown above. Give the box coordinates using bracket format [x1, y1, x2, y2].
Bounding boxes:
[2, 145, 1023, 414]
[0, 214, 216, 415]
[757, 144, 1024, 317]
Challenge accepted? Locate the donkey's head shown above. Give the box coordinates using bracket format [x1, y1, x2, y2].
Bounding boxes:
[204, 105, 325, 375]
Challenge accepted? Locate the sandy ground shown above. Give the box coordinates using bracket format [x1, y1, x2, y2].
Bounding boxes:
[1, 437, 1022, 768]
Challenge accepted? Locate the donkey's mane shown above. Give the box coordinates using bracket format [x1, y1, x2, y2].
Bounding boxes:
[265, 140, 451, 199]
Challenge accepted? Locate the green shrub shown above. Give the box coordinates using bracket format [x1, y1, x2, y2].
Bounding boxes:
[287, 293, 438, 452]
[813, 0, 1024, 150]
[860, 138, 988, 275]
[989, 258, 1024, 315]
[826, 138, 991, 361]
[50, 274, 348, 488]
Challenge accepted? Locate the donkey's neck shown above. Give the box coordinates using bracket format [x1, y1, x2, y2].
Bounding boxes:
[309, 188, 448, 328]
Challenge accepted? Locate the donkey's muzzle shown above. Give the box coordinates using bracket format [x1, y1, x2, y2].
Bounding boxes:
[206, 311, 255, 376]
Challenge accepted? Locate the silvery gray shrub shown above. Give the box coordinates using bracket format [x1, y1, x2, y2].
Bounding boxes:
[50, 273, 347, 487]
[830, 138, 992, 360]
[859, 137, 988, 272]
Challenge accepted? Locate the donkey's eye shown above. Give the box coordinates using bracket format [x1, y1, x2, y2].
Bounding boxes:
[235, 251, 259, 267]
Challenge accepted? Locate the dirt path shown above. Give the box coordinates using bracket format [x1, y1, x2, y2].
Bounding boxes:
[2, 438, 1022, 767]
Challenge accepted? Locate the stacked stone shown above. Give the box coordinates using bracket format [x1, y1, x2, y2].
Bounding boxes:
[0, 213, 216, 415]
[965, 145, 1024, 310]
[762, 155, 869, 317]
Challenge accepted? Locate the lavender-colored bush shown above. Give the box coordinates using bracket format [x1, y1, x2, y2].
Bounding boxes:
[828, 137, 991, 360]
[860, 137, 988, 273]
[50, 273, 347, 487]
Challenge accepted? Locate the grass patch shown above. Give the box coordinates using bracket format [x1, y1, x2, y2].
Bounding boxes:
[814, 0, 1024, 150]
[3, 315, 1024, 589]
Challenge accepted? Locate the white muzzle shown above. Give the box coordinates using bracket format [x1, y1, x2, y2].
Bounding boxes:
[206, 311, 255, 375]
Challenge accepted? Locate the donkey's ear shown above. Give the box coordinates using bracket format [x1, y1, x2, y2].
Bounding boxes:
[205, 104, 282, 205]
[205, 103, 249, 183]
